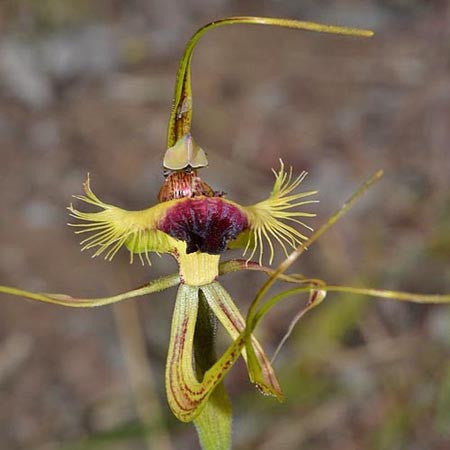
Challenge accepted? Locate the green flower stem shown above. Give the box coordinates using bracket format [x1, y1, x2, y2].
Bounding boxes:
[193, 291, 232, 450]
[0, 273, 180, 307]
[167, 16, 374, 147]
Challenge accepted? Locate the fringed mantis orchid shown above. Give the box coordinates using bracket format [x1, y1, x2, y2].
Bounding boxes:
[1, 16, 449, 450]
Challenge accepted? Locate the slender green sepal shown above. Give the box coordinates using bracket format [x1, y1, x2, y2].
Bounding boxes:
[166, 16, 374, 149]
[250, 285, 450, 338]
[0, 273, 180, 307]
[239, 282, 450, 380]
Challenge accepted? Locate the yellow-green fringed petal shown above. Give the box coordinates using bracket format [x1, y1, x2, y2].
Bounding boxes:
[227, 229, 255, 251]
[234, 160, 318, 265]
[68, 175, 181, 264]
[124, 229, 181, 265]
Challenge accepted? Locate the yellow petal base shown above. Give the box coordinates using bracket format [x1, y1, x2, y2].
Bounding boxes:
[178, 252, 220, 286]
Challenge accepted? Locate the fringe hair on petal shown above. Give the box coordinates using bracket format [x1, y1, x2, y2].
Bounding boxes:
[68, 176, 171, 265]
[242, 160, 318, 265]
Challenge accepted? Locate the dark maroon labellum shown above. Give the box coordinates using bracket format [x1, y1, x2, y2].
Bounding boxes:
[158, 197, 248, 254]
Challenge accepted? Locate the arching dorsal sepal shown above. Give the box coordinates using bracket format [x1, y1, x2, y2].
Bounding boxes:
[163, 133, 208, 170]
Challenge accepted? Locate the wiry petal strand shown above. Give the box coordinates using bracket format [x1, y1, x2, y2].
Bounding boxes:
[68, 175, 178, 264]
[234, 160, 318, 264]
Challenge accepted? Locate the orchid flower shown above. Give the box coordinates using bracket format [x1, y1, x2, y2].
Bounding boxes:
[1, 17, 449, 450]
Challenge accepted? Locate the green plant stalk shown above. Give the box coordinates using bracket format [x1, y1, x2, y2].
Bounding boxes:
[193, 291, 232, 450]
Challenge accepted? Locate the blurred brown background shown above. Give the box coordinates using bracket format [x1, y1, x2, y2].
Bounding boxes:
[0, 1, 449, 449]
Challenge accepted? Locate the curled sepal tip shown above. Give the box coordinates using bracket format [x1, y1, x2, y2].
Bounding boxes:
[167, 16, 374, 147]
